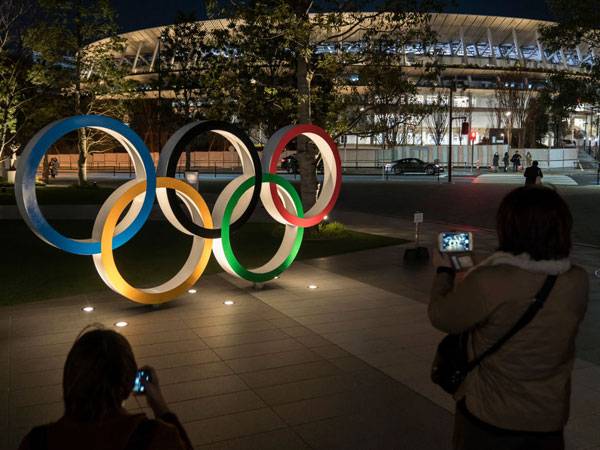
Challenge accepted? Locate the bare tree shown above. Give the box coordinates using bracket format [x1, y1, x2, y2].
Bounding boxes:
[0, 0, 28, 52]
[26, 0, 134, 186]
[494, 74, 533, 148]
[209, 0, 442, 210]
[426, 93, 448, 145]
[0, 0, 33, 167]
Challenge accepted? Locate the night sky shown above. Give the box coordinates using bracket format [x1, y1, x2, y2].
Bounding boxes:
[112, 0, 553, 33]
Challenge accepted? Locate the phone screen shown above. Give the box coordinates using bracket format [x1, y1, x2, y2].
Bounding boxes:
[133, 370, 150, 394]
[439, 232, 472, 253]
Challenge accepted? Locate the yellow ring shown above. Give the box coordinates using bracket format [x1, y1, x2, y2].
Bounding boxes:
[99, 177, 213, 304]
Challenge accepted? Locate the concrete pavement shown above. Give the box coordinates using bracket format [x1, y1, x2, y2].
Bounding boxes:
[1, 210, 600, 449]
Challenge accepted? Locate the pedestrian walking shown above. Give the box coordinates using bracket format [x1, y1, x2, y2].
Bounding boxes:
[524, 160, 543, 185]
[503, 151, 509, 172]
[510, 151, 521, 172]
[492, 152, 499, 173]
[430, 186, 588, 450]
[525, 151, 533, 168]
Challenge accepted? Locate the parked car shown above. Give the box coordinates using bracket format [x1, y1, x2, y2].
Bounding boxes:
[384, 158, 443, 175]
[281, 155, 299, 173]
[280, 155, 324, 174]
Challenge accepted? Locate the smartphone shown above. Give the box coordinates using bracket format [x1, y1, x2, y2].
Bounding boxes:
[438, 232, 473, 253]
[133, 369, 151, 394]
[438, 232, 474, 271]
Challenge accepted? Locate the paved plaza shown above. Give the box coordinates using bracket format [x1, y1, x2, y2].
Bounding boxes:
[1, 210, 600, 449]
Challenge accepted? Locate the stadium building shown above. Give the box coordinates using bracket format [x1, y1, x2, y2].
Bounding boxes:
[89, 12, 598, 170]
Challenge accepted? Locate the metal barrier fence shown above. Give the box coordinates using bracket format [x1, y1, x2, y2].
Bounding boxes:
[30, 146, 581, 175]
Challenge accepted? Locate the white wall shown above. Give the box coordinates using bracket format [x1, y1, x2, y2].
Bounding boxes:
[339, 146, 579, 169]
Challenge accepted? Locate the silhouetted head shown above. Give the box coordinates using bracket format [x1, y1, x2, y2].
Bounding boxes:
[497, 186, 572, 260]
[532, 160, 539, 167]
[63, 326, 137, 422]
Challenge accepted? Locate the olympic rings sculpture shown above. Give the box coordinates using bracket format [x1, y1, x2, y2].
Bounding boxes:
[15, 115, 342, 304]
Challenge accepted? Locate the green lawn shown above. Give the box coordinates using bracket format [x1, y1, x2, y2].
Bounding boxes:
[0, 185, 115, 205]
[0, 220, 406, 305]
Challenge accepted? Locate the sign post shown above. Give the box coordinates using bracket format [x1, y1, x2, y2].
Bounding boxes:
[404, 211, 429, 264]
[414, 211, 423, 246]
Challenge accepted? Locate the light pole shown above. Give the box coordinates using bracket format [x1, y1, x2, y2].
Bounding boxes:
[448, 83, 454, 183]
[447, 80, 465, 183]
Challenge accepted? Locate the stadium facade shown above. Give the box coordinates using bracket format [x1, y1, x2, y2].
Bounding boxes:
[108, 13, 597, 153]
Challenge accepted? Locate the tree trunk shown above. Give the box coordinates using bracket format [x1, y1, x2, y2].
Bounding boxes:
[75, 44, 87, 187]
[296, 53, 317, 213]
[78, 128, 88, 186]
[42, 153, 49, 184]
[185, 94, 191, 171]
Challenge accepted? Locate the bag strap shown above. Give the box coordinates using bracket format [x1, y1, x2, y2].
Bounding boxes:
[467, 275, 557, 371]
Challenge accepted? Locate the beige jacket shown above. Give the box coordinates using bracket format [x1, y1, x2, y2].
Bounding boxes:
[429, 252, 588, 432]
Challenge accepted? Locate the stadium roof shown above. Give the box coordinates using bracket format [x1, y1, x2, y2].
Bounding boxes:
[113, 1, 553, 34]
[113, 12, 590, 77]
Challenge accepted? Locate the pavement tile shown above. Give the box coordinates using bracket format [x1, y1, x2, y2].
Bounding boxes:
[126, 329, 199, 346]
[292, 333, 333, 348]
[12, 368, 63, 390]
[273, 391, 367, 426]
[169, 390, 266, 423]
[213, 338, 305, 360]
[570, 385, 600, 419]
[294, 410, 452, 450]
[195, 428, 310, 450]
[311, 344, 351, 360]
[255, 373, 361, 406]
[572, 365, 600, 391]
[280, 326, 316, 338]
[239, 360, 342, 389]
[565, 413, 600, 449]
[191, 320, 278, 338]
[158, 361, 234, 385]
[10, 384, 62, 408]
[11, 401, 63, 429]
[10, 354, 66, 375]
[9, 342, 72, 361]
[136, 348, 220, 370]
[132, 339, 207, 358]
[184, 408, 287, 446]
[161, 375, 248, 403]
[202, 329, 291, 348]
[330, 355, 378, 373]
[225, 348, 321, 374]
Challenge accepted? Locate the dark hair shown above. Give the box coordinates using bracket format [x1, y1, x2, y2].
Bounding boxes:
[497, 186, 572, 260]
[532, 160, 539, 167]
[63, 326, 137, 421]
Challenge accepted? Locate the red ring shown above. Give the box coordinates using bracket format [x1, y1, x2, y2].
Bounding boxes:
[268, 124, 341, 227]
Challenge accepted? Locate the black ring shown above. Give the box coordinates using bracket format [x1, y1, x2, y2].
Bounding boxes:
[157, 121, 262, 238]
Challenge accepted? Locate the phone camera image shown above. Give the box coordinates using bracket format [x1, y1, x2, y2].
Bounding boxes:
[133, 370, 151, 394]
[441, 233, 471, 252]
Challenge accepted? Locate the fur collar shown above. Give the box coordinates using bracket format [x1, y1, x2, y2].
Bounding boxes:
[476, 251, 571, 275]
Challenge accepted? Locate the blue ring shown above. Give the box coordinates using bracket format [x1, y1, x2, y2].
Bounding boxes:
[15, 115, 156, 255]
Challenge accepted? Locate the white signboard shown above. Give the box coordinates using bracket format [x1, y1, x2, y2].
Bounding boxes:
[414, 212, 423, 224]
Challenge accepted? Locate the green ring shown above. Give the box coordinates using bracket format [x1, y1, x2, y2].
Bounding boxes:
[221, 173, 304, 283]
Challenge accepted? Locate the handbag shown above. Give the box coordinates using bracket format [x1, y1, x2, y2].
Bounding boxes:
[431, 275, 557, 394]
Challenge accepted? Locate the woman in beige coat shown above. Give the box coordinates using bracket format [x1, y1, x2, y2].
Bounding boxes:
[429, 186, 588, 450]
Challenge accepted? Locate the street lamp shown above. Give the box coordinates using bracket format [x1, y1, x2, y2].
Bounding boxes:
[447, 80, 466, 183]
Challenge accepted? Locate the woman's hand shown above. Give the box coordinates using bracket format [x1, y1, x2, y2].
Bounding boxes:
[138, 365, 170, 417]
[432, 249, 453, 269]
